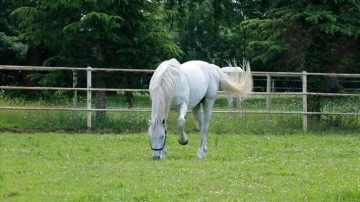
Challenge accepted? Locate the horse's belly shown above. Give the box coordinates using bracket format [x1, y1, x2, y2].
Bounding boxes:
[187, 88, 208, 107]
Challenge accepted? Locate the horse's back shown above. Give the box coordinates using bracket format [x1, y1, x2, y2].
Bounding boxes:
[180, 61, 221, 107]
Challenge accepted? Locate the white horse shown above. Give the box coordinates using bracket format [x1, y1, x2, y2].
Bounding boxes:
[221, 63, 246, 118]
[148, 58, 252, 160]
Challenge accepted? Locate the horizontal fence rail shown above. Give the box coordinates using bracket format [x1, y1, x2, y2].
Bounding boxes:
[0, 86, 358, 97]
[1, 65, 359, 132]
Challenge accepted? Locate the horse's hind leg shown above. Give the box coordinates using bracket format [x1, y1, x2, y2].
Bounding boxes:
[197, 98, 215, 158]
[236, 95, 243, 118]
[192, 104, 202, 131]
[225, 93, 234, 119]
[178, 103, 188, 145]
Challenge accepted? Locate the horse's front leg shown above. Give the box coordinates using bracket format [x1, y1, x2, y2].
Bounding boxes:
[197, 98, 215, 158]
[178, 103, 188, 145]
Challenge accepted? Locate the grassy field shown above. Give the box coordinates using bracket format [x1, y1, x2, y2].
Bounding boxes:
[1, 132, 359, 201]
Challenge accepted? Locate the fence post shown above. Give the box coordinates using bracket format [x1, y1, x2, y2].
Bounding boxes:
[302, 71, 308, 133]
[266, 74, 271, 124]
[87, 66, 92, 131]
[72, 69, 77, 108]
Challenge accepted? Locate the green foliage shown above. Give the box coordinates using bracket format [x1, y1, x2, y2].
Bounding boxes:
[164, 0, 247, 64]
[11, 0, 182, 66]
[63, 12, 123, 39]
[4, 0, 360, 73]
[247, 40, 283, 64]
[241, 0, 360, 120]
[0, 32, 28, 65]
[242, 0, 360, 72]
[0, 0, 29, 65]
[10, 0, 182, 90]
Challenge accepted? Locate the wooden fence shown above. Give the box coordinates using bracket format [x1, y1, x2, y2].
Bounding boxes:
[0, 65, 359, 132]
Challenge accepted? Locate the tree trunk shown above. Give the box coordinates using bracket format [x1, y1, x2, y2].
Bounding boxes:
[23, 46, 43, 86]
[305, 33, 326, 122]
[307, 93, 322, 122]
[96, 80, 106, 119]
[124, 91, 134, 108]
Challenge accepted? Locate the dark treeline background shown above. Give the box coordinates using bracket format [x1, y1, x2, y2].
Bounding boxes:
[1, 0, 359, 118]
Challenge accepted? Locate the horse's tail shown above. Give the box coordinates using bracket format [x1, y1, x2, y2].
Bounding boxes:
[217, 60, 253, 95]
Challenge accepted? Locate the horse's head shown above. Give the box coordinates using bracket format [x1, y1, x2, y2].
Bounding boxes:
[148, 119, 167, 160]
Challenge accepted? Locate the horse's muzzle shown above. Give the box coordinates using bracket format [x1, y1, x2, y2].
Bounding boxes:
[152, 155, 161, 160]
[149, 136, 167, 151]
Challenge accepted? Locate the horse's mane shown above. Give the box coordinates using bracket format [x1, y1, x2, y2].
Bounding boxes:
[149, 58, 181, 121]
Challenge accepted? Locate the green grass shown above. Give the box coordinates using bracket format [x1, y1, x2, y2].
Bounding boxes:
[1, 132, 359, 201]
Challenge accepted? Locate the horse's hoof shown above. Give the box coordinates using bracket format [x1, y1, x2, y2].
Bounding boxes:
[197, 150, 206, 159]
[178, 139, 188, 145]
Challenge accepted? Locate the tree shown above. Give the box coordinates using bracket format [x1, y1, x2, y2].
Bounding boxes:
[164, 0, 247, 64]
[0, 0, 30, 90]
[162, 0, 272, 67]
[12, 0, 182, 118]
[242, 0, 360, 119]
